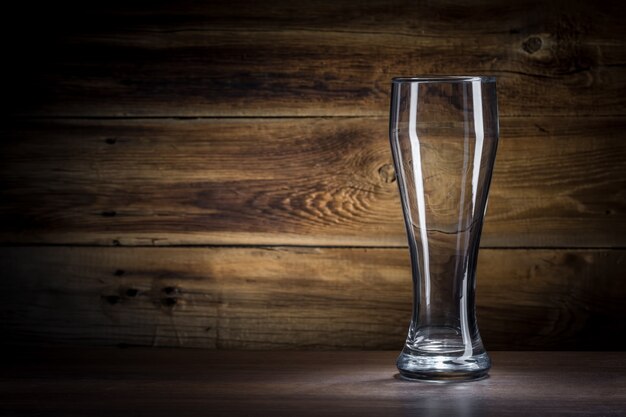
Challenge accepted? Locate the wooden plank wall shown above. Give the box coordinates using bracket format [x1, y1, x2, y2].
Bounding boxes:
[1, 0, 624, 350]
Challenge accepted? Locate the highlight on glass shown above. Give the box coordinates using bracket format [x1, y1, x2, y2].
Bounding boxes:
[389, 76, 499, 381]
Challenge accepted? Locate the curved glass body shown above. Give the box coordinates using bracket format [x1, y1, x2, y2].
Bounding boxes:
[389, 76, 499, 381]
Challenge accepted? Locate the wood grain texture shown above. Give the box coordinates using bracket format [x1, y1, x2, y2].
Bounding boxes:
[1, 117, 624, 247]
[1, 349, 625, 416]
[1, 247, 623, 350]
[4, 0, 625, 117]
[1, 0, 625, 354]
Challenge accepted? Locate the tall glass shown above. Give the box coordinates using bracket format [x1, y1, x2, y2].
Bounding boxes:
[389, 76, 499, 381]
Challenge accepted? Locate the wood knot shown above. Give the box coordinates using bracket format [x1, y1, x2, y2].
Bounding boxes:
[522, 37, 542, 54]
[378, 163, 396, 183]
[101, 210, 117, 217]
[105, 138, 117, 145]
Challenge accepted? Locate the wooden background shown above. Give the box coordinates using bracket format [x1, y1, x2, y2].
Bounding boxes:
[1, 0, 624, 350]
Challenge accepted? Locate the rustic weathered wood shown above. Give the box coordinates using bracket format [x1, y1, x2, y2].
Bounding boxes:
[1, 117, 624, 247]
[0, 247, 623, 350]
[1, 1, 624, 356]
[4, 0, 624, 117]
[1, 349, 625, 416]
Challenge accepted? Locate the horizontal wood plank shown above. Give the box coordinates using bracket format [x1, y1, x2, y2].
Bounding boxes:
[4, 0, 625, 117]
[2, 350, 625, 417]
[1, 117, 624, 247]
[0, 247, 623, 350]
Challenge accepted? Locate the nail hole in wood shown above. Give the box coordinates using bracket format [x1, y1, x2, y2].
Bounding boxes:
[161, 297, 177, 307]
[103, 295, 120, 305]
[163, 286, 179, 295]
[105, 138, 117, 145]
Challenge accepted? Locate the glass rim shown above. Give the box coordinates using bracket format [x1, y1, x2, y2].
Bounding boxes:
[391, 75, 495, 83]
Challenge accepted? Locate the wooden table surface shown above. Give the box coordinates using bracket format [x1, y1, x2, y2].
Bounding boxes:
[0, 349, 624, 416]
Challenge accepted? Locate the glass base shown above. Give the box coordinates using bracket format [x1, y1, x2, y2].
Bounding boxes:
[397, 350, 491, 383]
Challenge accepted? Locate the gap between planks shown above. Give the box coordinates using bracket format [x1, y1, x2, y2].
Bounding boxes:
[6, 115, 626, 120]
[0, 243, 623, 250]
